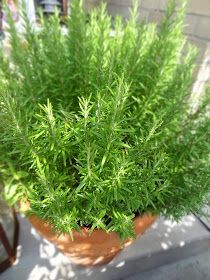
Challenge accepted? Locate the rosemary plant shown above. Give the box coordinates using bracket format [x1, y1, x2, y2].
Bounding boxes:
[0, 0, 209, 239]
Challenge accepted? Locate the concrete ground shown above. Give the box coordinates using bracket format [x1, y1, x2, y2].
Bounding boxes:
[128, 250, 210, 280]
[1, 214, 210, 280]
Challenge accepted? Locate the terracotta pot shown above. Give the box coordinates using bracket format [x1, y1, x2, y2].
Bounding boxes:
[21, 202, 156, 266]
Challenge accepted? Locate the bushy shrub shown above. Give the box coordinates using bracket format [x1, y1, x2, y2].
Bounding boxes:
[0, 0, 209, 239]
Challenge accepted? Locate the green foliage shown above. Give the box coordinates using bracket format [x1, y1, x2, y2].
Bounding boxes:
[0, 0, 210, 239]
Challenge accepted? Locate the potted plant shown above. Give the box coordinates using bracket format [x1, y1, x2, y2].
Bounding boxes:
[0, 0, 209, 266]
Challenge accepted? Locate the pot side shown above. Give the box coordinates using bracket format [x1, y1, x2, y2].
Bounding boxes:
[22, 202, 156, 266]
